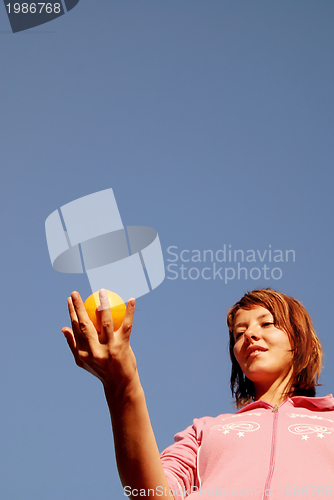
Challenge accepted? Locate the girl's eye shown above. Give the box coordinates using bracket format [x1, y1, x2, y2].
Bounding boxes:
[235, 332, 244, 340]
[262, 322, 274, 327]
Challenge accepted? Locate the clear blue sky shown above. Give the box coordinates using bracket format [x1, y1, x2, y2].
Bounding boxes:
[1, 1, 334, 498]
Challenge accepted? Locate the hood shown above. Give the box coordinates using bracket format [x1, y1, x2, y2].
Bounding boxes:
[236, 394, 334, 414]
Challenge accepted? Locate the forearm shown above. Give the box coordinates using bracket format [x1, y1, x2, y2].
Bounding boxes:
[63, 292, 171, 499]
[104, 372, 172, 499]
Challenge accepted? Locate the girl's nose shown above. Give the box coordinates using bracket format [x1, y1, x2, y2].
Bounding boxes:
[244, 329, 260, 342]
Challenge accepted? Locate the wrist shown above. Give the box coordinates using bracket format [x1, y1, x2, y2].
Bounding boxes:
[104, 371, 144, 414]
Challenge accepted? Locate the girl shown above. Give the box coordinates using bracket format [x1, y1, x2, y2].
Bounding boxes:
[62, 288, 333, 499]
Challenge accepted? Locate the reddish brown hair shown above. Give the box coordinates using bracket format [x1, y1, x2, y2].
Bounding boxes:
[227, 289, 323, 407]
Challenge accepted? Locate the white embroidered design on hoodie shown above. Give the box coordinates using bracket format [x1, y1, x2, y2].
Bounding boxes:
[287, 412, 334, 422]
[209, 421, 260, 436]
[288, 423, 334, 440]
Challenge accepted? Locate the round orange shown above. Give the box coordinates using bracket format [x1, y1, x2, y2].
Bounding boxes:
[84, 290, 126, 333]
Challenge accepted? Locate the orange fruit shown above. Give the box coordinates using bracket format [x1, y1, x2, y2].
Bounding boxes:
[84, 290, 126, 333]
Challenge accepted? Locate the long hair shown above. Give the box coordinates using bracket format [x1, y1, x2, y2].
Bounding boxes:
[227, 289, 323, 408]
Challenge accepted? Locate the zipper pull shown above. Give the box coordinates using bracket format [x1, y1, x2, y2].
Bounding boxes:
[272, 405, 278, 413]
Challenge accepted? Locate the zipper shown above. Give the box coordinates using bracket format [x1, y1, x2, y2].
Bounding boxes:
[262, 406, 278, 499]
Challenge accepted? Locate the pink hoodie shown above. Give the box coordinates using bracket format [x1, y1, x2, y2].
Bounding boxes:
[160, 395, 334, 499]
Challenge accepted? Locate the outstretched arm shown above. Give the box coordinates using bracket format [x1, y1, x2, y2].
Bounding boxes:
[62, 290, 172, 500]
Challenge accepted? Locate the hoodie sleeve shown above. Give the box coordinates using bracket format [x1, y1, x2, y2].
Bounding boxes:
[160, 420, 201, 499]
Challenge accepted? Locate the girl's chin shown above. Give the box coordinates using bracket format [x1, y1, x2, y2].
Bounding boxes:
[244, 367, 272, 382]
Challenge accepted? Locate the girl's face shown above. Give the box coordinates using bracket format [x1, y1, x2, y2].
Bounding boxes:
[233, 306, 293, 391]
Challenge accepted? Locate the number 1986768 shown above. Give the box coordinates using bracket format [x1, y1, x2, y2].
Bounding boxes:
[6, 3, 61, 14]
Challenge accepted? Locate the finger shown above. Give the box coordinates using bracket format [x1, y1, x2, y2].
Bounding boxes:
[97, 289, 114, 344]
[62, 327, 77, 350]
[62, 327, 84, 368]
[67, 296, 91, 352]
[70, 291, 99, 349]
[117, 298, 135, 341]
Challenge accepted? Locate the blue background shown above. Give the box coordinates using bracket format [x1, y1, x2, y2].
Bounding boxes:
[0, 1, 333, 498]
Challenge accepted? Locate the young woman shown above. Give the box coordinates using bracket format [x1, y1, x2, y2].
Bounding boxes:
[62, 288, 333, 499]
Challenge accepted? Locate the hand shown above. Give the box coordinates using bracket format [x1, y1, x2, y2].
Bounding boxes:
[62, 289, 137, 393]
